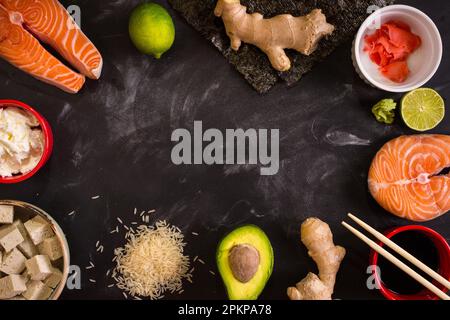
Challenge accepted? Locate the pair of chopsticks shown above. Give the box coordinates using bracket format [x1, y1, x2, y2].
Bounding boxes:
[342, 213, 450, 300]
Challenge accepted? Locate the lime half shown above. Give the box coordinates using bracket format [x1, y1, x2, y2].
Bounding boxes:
[401, 88, 445, 132]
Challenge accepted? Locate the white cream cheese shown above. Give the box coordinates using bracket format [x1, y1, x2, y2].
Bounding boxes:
[0, 107, 44, 177]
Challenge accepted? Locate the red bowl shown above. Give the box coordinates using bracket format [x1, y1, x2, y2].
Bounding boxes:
[370, 225, 450, 300]
[0, 100, 53, 184]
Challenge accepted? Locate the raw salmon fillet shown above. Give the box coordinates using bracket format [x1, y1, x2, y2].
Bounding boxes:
[0, 5, 85, 93]
[0, 0, 102, 92]
[368, 135, 450, 222]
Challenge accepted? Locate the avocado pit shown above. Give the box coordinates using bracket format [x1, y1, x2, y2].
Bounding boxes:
[228, 244, 260, 283]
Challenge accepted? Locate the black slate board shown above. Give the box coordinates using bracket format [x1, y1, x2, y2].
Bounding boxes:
[0, 0, 448, 300]
[169, 0, 394, 93]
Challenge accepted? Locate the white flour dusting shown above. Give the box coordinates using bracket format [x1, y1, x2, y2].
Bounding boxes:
[325, 130, 371, 146]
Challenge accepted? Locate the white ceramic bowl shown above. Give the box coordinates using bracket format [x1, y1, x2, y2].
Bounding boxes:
[353, 5, 442, 92]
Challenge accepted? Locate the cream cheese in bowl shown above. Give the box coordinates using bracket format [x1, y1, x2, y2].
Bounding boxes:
[0, 107, 44, 178]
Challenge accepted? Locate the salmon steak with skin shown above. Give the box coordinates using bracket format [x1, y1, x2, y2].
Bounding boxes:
[0, 0, 102, 93]
[368, 135, 450, 222]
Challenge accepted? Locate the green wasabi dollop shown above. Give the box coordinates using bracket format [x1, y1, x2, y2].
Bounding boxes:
[372, 99, 397, 124]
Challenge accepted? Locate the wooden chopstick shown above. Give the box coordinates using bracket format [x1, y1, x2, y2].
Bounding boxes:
[348, 213, 450, 290]
[342, 221, 450, 300]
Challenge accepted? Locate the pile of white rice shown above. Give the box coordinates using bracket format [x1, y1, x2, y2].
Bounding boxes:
[112, 220, 191, 299]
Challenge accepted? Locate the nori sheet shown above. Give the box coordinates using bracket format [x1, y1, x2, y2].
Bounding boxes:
[169, 0, 394, 93]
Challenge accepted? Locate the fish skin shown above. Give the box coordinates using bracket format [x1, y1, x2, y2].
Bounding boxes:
[368, 135, 450, 222]
[0, 4, 85, 93]
[0, 0, 103, 79]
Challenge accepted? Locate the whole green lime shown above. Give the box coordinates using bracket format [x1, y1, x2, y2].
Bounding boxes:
[129, 3, 175, 59]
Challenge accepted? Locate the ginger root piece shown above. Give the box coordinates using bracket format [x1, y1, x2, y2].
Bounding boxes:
[287, 218, 346, 300]
[214, 0, 335, 72]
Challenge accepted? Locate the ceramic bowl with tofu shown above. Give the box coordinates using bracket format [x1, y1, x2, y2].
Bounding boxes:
[0, 201, 69, 300]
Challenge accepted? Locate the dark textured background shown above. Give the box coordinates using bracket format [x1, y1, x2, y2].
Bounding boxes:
[0, 0, 448, 300]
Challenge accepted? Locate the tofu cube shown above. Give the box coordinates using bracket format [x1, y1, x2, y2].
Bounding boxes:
[0, 248, 27, 274]
[12, 220, 38, 258]
[21, 269, 30, 284]
[44, 268, 62, 289]
[25, 255, 53, 281]
[12, 220, 26, 234]
[0, 225, 24, 252]
[0, 274, 27, 299]
[34, 215, 55, 233]
[38, 236, 63, 261]
[0, 205, 14, 224]
[24, 216, 54, 245]
[22, 280, 52, 300]
[18, 238, 39, 259]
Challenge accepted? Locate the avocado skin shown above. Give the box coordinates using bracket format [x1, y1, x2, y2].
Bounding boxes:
[216, 225, 274, 300]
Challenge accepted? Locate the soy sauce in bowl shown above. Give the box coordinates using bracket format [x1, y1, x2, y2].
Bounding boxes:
[378, 231, 440, 295]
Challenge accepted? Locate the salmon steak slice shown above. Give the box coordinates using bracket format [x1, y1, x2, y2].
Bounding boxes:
[368, 135, 450, 222]
[0, 4, 85, 93]
[0, 0, 102, 93]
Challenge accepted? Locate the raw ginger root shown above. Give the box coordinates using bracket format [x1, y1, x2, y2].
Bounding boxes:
[214, 0, 335, 72]
[287, 218, 346, 300]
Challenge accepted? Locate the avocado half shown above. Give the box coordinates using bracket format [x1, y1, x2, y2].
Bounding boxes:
[216, 225, 274, 300]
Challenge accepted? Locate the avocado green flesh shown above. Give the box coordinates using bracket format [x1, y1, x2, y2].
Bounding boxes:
[216, 225, 273, 300]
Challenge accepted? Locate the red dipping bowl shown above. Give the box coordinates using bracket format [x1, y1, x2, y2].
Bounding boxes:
[0, 100, 53, 184]
[370, 225, 450, 300]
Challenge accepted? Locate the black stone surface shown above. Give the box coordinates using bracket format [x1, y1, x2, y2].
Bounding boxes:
[0, 0, 448, 300]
